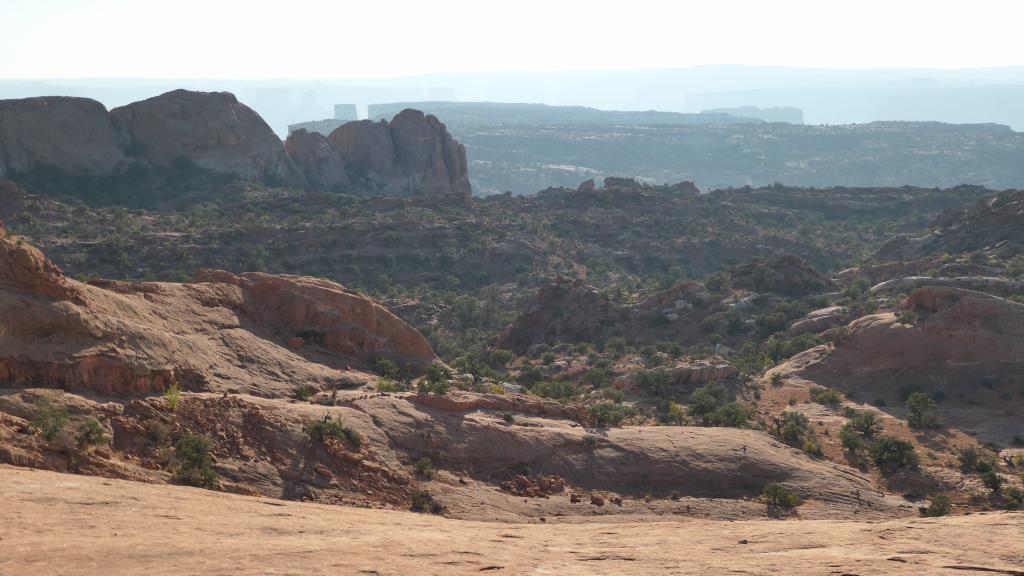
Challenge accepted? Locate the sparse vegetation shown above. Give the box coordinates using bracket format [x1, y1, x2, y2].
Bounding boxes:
[31, 399, 69, 442]
[920, 494, 952, 517]
[305, 415, 362, 448]
[173, 432, 218, 489]
[762, 483, 800, 508]
[906, 392, 938, 429]
[410, 490, 444, 514]
[75, 418, 109, 451]
[871, 436, 919, 473]
[164, 383, 182, 412]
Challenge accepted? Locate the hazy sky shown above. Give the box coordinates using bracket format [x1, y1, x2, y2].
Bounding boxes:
[3, 0, 1022, 78]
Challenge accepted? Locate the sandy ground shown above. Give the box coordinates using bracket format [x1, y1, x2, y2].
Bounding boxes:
[1, 465, 1021, 576]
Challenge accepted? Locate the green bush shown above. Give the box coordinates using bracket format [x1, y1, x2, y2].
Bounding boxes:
[541, 352, 557, 365]
[906, 392, 938, 429]
[417, 364, 451, 395]
[919, 494, 952, 517]
[410, 490, 443, 514]
[635, 368, 674, 398]
[981, 469, 1002, 492]
[705, 402, 752, 428]
[32, 399, 69, 442]
[305, 416, 362, 448]
[587, 402, 637, 427]
[164, 383, 182, 412]
[689, 383, 728, 418]
[530, 380, 580, 402]
[774, 411, 811, 444]
[75, 418, 109, 451]
[845, 410, 883, 439]
[173, 432, 218, 489]
[376, 378, 408, 392]
[414, 457, 434, 479]
[809, 387, 842, 407]
[871, 436, 919, 473]
[292, 385, 316, 401]
[762, 483, 800, 508]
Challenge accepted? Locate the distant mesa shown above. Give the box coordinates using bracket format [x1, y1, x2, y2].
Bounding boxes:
[0, 90, 471, 200]
[699, 105, 804, 124]
[333, 103, 358, 121]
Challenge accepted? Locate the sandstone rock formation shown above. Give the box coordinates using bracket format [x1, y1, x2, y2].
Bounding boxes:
[0, 231, 436, 397]
[0, 96, 125, 179]
[283, 129, 351, 192]
[731, 254, 835, 296]
[875, 189, 1024, 260]
[110, 90, 305, 187]
[783, 287, 1024, 386]
[869, 275, 1024, 298]
[326, 109, 471, 198]
[497, 278, 717, 352]
[786, 306, 849, 336]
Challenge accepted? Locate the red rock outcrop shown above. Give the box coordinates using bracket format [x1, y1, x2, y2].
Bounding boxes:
[193, 270, 436, 370]
[283, 129, 351, 193]
[0, 233, 437, 397]
[0, 96, 125, 178]
[110, 90, 305, 187]
[777, 286, 1024, 389]
[328, 109, 471, 199]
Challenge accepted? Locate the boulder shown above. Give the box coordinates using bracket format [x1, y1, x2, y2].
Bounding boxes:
[0, 96, 125, 178]
[110, 89, 305, 186]
[787, 306, 848, 336]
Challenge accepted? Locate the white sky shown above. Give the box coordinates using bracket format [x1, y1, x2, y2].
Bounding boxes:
[2, 0, 1022, 78]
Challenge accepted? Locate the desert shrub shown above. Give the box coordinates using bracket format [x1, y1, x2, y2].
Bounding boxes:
[414, 457, 434, 479]
[656, 340, 684, 359]
[530, 380, 580, 402]
[376, 378, 407, 392]
[602, 387, 626, 403]
[809, 387, 841, 407]
[919, 494, 952, 517]
[769, 372, 783, 386]
[305, 416, 362, 448]
[603, 336, 627, 356]
[1003, 487, 1024, 510]
[635, 368, 674, 398]
[541, 352, 557, 365]
[173, 432, 218, 489]
[705, 402, 752, 428]
[417, 364, 451, 395]
[656, 400, 687, 425]
[839, 424, 865, 452]
[774, 411, 811, 444]
[957, 446, 984, 472]
[845, 410, 883, 439]
[689, 383, 728, 418]
[762, 483, 800, 508]
[802, 436, 823, 456]
[871, 436, 919, 473]
[75, 418, 109, 451]
[981, 469, 1002, 492]
[410, 490, 443, 514]
[292, 385, 316, 401]
[164, 383, 182, 411]
[32, 399, 70, 442]
[905, 392, 938, 429]
[897, 310, 917, 326]
[487, 349, 515, 368]
[704, 271, 731, 293]
[587, 402, 637, 427]
[145, 419, 170, 446]
[582, 367, 612, 388]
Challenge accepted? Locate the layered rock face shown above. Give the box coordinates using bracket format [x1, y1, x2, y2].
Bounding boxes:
[110, 90, 305, 187]
[283, 129, 351, 193]
[0, 97, 125, 178]
[0, 228, 437, 397]
[322, 108, 471, 198]
[779, 286, 1024, 389]
[0, 91, 472, 198]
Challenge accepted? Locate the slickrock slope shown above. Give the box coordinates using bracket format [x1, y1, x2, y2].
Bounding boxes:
[0, 222, 436, 397]
[774, 286, 1024, 442]
[0, 96, 125, 178]
[110, 89, 305, 187]
[2, 466, 1021, 576]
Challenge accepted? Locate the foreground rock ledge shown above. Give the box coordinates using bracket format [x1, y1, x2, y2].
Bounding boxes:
[1, 466, 1021, 576]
